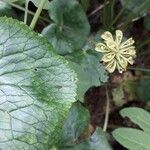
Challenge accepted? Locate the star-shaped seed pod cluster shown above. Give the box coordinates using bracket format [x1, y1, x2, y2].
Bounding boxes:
[95, 30, 136, 73]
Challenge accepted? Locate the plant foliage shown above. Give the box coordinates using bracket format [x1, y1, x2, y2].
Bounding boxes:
[0, 17, 77, 149]
[113, 107, 150, 150]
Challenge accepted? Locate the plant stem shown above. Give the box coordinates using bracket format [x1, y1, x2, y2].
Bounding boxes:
[0, 0, 50, 23]
[102, 0, 107, 28]
[111, 0, 115, 18]
[110, 7, 125, 27]
[30, 0, 47, 29]
[103, 84, 110, 132]
[24, 0, 29, 24]
[110, 0, 131, 27]
[128, 67, 150, 73]
[88, 1, 109, 17]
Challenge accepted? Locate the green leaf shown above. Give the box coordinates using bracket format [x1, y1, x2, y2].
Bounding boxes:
[60, 128, 112, 150]
[58, 102, 90, 147]
[0, 17, 77, 149]
[0, 1, 16, 17]
[88, 128, 112, 150]
[120, 107, 150, 133]
[137, 76, 150, 101]
[121, 0, 150, 16]
[30, 0, 51, 10]
[68, 61, 90, 102]
[67, 50, 108, 101]
[42, 0, 90, 55]
[113, 128, 150, 150]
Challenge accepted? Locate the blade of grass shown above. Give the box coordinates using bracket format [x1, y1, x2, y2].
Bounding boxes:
[88, 1, 109, 17]
[103, 0, 115, 29]
[0, 0, 50, 23]
[110, 0, 132, 27]
[102, 0, 107, 28]
[110, 0, 115, 23]
[120, 2, 148, 30]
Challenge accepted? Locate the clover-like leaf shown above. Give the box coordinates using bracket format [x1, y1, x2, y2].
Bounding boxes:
[0, 17, 77, 149]
[42, 0, 90, 55]
[120, 107, 150, 133]
[113, 107, 150, 150]
[113, 128, 150, 150]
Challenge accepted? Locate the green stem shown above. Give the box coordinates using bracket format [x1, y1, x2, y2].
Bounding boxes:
[110, 0, 131, 27]
[128, 67, 150, 73]
[30, 0, 47, 29]
[111, 7, 125, 27]
[102, 0, 107, 28]
[24, 0, 29, 24]
[138, 38, 150, 49]
[110, 0, 115, 22]
[103, 84, 110, 132]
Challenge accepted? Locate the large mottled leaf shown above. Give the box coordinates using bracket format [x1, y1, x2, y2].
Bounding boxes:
[120, 107, 150, 133]
[66, 49, 108, 101]
[121, 0, 150, 16]
[42, 0, 90, 55]
[0, 17, 77, 149]
[57, 102, 90, 147]
[113, 128, 150, 150]
[59, 128, 112, 150]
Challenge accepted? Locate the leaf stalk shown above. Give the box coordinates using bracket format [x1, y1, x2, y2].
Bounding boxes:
[30, 0, 47, 29]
